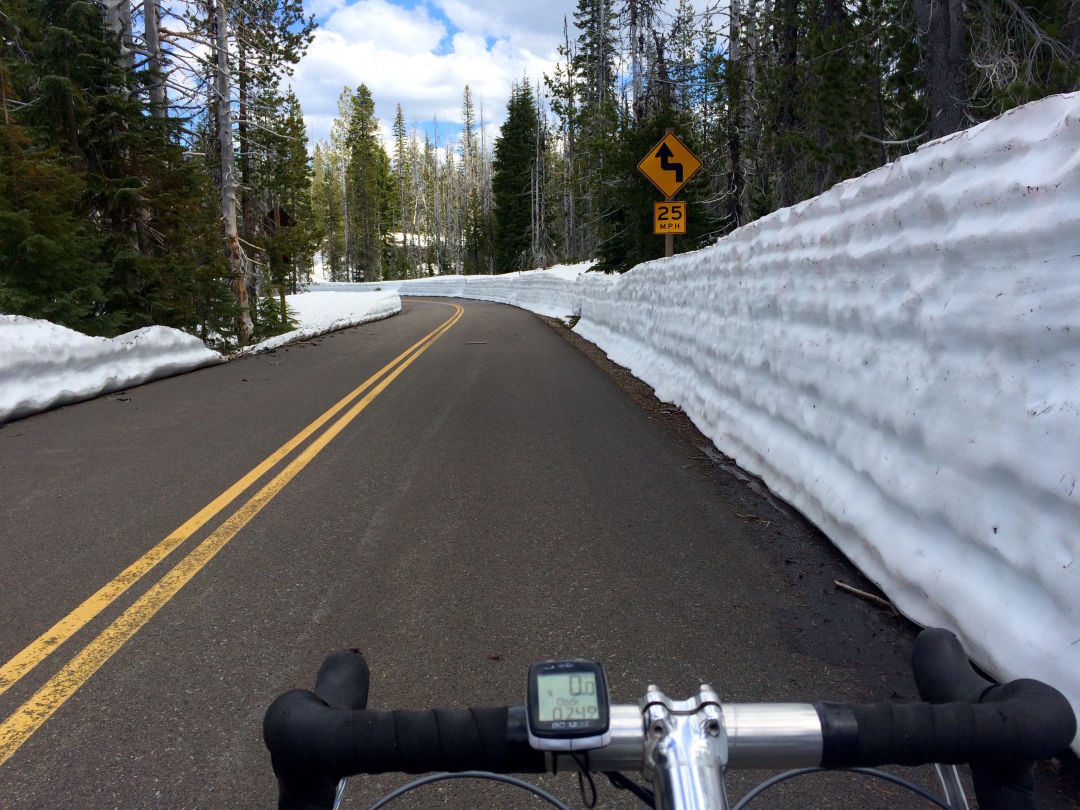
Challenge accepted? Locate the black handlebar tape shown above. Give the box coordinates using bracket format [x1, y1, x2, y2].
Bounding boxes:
[266, 649, 372, 810]
[815, 679, 1074, 769]
[910, 627, 1076, 810]
[264, 691, 546, 809]
[911, 628, 994, 704]
[314, 648, 370, 710]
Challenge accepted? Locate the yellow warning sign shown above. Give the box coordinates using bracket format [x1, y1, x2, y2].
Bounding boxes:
[654, 201, 686, 234]
[637, 132, 702, 199]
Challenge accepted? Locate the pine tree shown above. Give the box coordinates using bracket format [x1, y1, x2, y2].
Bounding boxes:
[459, 85, 494, 274]
[574, 0, 617, 109]
[493, 82, 539, 272]
[0, 1, 104, 330]
[253, 88, 317, 336]
[390, 104, 412, 277]
[3, 0, 231, 337]
[669, 0, 699, 114]
[345, 85, 393, 282]
[230, 0, 316, 296]
[0, 126, 108, 332]
[574, 0, 620, 260]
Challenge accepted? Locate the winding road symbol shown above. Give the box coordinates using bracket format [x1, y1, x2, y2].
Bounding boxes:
[637, 132, 702, 199]
[655, 143, 683, 183]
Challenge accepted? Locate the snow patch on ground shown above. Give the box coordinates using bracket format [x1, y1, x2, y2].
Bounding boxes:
[325, 261, 599, 320]
[0, 316, 225, 423]
[0, 290, 401, 423]
[242, 290, 400, 354]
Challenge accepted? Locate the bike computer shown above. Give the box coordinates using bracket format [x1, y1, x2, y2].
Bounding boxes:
[526, 659, 611, 751]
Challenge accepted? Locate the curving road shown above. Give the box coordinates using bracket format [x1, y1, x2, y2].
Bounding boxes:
[1, 298, 1072, 807]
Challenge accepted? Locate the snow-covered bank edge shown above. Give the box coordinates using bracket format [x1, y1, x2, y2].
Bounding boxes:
[0, 290, 402, 424]
[0, 316, 226, 424]
[340, 94, 1080, 752]
[238, 290, 401, 355]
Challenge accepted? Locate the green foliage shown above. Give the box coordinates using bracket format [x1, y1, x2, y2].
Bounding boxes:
[312, 143, 347, 281]
[252, 283, 296, 340]
[462, 188, 494, 275]
[249, 87, 317, 338]
[0, 127, 109, 332]
[573, 0, 617, 108]
[344, 85, 394, 282]
[313, 85, 385, 282]
[967, 0, 1080, 116]
[492, 81, 538, 272]
[1, 0, 235, 339]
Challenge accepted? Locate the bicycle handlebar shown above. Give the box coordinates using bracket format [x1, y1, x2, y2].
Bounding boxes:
[264, 633, 1076, 810]
[907, 628, 1073, 810]
[814, 684, 1073, 766]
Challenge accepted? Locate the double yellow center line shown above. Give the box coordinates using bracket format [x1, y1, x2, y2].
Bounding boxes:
[0, 302, 463, 767]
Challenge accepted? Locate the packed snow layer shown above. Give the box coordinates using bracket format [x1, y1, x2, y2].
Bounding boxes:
[308, 262, 595, 320]
[244, 289, 400, 354]
[0, 290, 401, 422]
[0, 316, 226, 424]
[348, 95, 1080, 750]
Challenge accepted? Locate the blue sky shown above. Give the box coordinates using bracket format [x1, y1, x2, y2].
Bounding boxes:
[292, 0, 719, 152]
[292, 0, 580, 150]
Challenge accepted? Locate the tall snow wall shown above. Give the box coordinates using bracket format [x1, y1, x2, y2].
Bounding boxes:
[327, 93, 1080, 750]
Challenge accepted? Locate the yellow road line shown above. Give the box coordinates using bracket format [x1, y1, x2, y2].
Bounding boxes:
[0, 303, 463, 767]
[0, 304, 461, 701]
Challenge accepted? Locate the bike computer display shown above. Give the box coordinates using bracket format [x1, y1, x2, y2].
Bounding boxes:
[526, 659, 611, 751]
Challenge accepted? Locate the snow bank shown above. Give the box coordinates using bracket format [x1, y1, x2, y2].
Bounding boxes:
[0, 290, 401, 422]
[575, 96, 1080, 753]
[340, 95, 1080, 750]
[309, 262, 595, 320]
[243, 289, 400, 354]
[0, 316, 225, 424]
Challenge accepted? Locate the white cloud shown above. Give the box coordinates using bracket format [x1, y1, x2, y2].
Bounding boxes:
[291, 0, 722, 151]
[292, 0, 573, 149]
[329, 0, 445, 51]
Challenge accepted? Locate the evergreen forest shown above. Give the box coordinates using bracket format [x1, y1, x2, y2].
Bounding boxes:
[2, 1, 1078, 346]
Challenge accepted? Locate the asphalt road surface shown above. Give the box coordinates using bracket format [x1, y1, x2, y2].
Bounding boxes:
[0, 298, 1074, 808]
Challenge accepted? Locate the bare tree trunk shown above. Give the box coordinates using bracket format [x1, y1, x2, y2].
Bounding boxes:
[914, 0, 969, 138]
[532, 87, 542, 268]
[238, 17, 251, 240]
[100, 0, 142, 254]
[562, 17, 577, 260]
[101, 3, 122, 41]
[1069, 1, 1080, 57]
[144, 0, 165, 117]
[727, 0, 745, 230]
[745, 0, 758, 138]
[874, 32, 887, 165]
[1, 65, 10, 126]
[340, 152, 350, 281]
[100, 0, 134, 69]
[479, 99, 493, 274]
[432, 138, 440, 274]
[275, 199, 286, 323]
[777, 0, 799, 208]
[629, 0, 643, 123]
[213, 0, 252, 343]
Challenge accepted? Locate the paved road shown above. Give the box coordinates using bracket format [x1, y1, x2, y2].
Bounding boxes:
[0, 299, 1070, 807]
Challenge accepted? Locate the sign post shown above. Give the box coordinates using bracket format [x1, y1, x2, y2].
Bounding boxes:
[637, 131, 701, 258]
